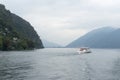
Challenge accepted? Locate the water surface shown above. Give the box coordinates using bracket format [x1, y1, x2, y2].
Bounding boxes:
[0, 48, 120, 80]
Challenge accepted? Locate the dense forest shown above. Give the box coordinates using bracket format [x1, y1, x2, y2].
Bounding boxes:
[0, 4, 43, 50]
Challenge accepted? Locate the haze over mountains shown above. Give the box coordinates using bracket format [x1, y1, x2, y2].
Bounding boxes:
[67, 27, 120, 48]
[42, 39, 62, 48]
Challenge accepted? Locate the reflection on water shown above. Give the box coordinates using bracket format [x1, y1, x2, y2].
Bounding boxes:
[0, 49, 120, 80]
[0, 52, 33, 80]
[111, 57, 120, 80]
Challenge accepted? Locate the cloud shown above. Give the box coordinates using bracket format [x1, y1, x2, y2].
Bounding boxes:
[1, 0, 120, 45]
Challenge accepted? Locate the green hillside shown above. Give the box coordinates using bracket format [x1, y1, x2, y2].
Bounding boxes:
[0, 4, 44, 50]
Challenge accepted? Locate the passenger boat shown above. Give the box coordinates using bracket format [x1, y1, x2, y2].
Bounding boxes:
[78, 47, 91, 54]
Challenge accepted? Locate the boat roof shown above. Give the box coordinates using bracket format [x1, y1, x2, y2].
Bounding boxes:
[80, 47, 90, 49]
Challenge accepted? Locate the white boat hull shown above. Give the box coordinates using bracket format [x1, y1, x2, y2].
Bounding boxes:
[77, 51, 91, 54]
[77, 48, 91, 54]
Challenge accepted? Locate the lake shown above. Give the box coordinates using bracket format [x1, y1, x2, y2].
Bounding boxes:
[0, 48, 120, 80]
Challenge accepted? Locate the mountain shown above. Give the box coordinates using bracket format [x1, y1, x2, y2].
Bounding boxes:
[67, 27, 120, 48]
[42, 39, 62, 48]
[0, 4, 44, 50]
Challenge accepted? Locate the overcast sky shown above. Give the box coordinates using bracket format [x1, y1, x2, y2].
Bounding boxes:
[1, 0, 120, 46]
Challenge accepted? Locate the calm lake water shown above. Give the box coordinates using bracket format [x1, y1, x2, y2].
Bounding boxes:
[0, 48, 120, 80]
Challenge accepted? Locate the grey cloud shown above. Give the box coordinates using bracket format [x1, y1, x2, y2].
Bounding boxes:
[1, 0, 120, 45]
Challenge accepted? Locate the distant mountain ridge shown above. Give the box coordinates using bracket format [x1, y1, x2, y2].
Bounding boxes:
[0, 4, 44, 50]
[67, 27, 120, 48]
[42, 39, 62, 48]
